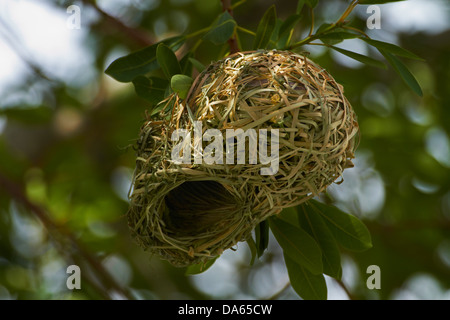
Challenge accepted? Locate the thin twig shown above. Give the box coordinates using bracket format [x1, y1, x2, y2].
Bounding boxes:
[186, 27, 211, 39]
[221, 0, 240, 54]
[336, 279, 357, 300]
[0, 172, 135, 300]
[81, 0, 153, 47]
[337, 0, 359, 24]
[308, 7, 315, 37]
[342, 25, 369, 38]
[288, 0, 360, 50]
[237, 26, 256, 37]
[231, 0, 247, 10]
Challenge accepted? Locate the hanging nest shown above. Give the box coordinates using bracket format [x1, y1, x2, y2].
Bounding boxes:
[127, 50, 359, 267]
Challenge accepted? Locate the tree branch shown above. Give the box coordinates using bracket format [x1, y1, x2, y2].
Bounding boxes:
[336, 279, 357, 300]
[221, 0, 240, 54]
[0, 172, 134, 300]
[81, 0, 154, 47]
[288, 0, 359, 50]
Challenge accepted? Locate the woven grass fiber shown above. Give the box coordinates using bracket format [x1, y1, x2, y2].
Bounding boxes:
[127, 50, 359, 267]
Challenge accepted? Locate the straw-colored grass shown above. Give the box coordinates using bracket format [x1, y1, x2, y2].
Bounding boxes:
[127, 50, 359, 267]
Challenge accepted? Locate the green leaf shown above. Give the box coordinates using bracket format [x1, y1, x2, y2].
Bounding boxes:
[269, 216, 323, 274]
[171, 74, 193, 99]
[185, 257, 218, 275]
[278, 14, 302, 39]
[308, 200, 372, 252]
[330, 45, 387, 69]
[132, 76, 169, 105]
[271, 19, 283, 45]
[246, 236, 257, 266]
[315, 23, 334, 35]
[305, 0, 319, 8]
[180, 52, 193, 76]
[296, 0, 306, 13]
[156, 43, 182, 80]
[278, 206, 299, 226]
[359, 0, 406, 4]
[381, 51, 423, 96]
[188, 57, 206, 73]
[105, 36, 185, 82]
[297, 204, 342, 280]
[203, 11, 237, 45]
[280, 205, 342, 279]
[253, 5, 277, 50]
[284, 254, 327, 300]
[255, 220, 269, 258]
[319, 32, 358, 45]
[361, 38, 424, 61]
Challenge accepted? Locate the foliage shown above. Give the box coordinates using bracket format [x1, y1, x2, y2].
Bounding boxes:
[103, 0, 420, 299]
[0, 0, 449, 300]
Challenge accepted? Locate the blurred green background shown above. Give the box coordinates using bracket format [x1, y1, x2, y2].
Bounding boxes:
[0, 0, 449, 300]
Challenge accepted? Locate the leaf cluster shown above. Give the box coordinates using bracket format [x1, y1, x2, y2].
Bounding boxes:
[103, 0, 426, 299]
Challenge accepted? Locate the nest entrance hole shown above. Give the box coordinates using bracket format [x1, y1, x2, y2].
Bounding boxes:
[164, 180, 240, 236]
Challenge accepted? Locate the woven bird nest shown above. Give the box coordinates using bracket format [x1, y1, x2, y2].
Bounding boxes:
[128, 50, 359, 267]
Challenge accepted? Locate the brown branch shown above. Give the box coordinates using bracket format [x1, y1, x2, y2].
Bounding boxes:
[337, 0, 359, 24]
[221, 0, 240, 54]
[0, 172, 134, 300]
[81, 0, 153, 47]
[336, 279, 358, 300]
